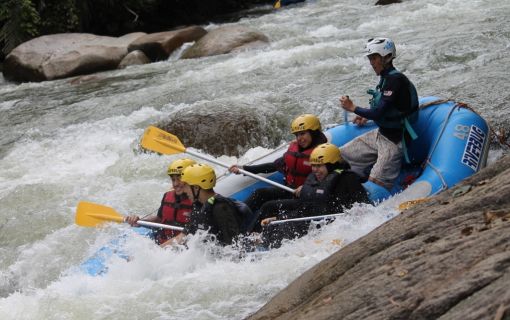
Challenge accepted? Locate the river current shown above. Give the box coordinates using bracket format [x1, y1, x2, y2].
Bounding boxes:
[0, 0, 509, 319]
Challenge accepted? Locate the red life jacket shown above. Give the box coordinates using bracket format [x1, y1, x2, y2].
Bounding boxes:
[283, 141, 313, 188]
[155, 191, 192, 244]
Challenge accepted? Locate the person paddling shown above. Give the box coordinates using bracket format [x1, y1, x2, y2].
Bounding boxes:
[339, 37, 419, 189]
[125, 158, 196, 244]
[162, 163, 252, 247]
[259, 143, 370, 248]
[229, 114, 327, 232]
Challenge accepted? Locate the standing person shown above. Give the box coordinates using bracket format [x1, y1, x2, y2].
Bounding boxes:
[126, 158, 196, 245]
[162, 163, 251, 247]
[260, 143, 370, 248]
[339, 37, 419, 189]
[229, 114, 328, 232]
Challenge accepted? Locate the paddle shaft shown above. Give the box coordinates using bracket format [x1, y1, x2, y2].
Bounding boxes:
[343, 95, 349, 125]
[184, 149, 295, 193]
[136, 220, 184, 232]
[268, 213, 343, 225]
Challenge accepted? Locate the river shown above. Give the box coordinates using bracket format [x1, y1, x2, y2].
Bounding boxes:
[0, 0, 509, 319]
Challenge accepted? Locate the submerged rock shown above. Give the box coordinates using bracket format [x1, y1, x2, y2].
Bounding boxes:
[156, 101, 287, 157]
[247, 155, 510, 319]
[181, 25, 269, 59]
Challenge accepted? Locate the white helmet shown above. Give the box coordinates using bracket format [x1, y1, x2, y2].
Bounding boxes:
[364, 38, 396, 59]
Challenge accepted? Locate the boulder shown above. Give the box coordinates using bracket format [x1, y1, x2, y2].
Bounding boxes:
[3, 32, 145, 82]
[127, 26, 207, 61]
[247, 155, 510, 320]
[156, 101, 287, 157]
[180, 25, 269, 59]
[118, 50, 151, 69]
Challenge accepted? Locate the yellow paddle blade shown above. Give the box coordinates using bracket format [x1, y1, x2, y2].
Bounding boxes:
[398, 198, 429, 212]
[274, 0, 281, 9]
[75, 201, 125, 227]
[140, 126, 186, 155]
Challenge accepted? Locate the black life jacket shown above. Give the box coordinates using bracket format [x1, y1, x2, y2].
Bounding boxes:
[201, 194, 253, 234]
[300, 169, 344, 202]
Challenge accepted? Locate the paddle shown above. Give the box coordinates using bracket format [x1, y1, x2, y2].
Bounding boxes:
[343, 95, 349, 125]
[266, 213, 344, 226]
[140, 126, 295, 193]
[267, 197, 431, 225]
[75, 201, 184, 231]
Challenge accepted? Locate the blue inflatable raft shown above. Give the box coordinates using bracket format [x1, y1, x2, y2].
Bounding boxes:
[80, 96, 490, 276]
[223, 96, 489, 204]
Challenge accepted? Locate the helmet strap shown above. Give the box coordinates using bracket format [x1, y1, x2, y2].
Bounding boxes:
[383, 55, 394, 68]
[191, 186, 201, 201]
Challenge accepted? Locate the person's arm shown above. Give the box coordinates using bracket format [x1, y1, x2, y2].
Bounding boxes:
[160, 233, 186, 247]
[125, 213, 160, 226]
[229, 161, 277, 175]
[353, 100, 391, 120]
[354, 73, 404, 120]
[242, 161, 278, 174]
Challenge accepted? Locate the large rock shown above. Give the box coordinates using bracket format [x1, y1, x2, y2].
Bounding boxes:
[127, 26, 207, 61]
[3, 32, 145, 82]
[156, 101, 287, 157]
[247, 155, 510, 319]
[180, 25, 269, 59]
[118, 50, 151, 69]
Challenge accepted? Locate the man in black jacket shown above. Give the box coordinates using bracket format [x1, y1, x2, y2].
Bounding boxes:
[339, 37, 419, 189]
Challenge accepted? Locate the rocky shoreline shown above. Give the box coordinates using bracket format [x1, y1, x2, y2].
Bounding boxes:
[247, 155, 510, 319]
[3, 24, 269, 83]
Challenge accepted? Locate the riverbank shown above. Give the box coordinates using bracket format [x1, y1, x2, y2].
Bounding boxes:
[247, 155, 510, 319]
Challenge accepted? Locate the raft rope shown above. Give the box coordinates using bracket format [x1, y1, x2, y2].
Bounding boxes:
[418, 99, 458, 192]
[423, 99, 510, 149]
[417, 98, 509, 193]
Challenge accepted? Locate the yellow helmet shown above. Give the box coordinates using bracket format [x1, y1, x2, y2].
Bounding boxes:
[310, 143, 342, 165]
[181, 164, 216, 189]
[290, 114, 321, 134]
[167, 158, 196, 176]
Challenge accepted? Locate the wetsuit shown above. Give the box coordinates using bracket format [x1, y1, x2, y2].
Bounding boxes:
[341, 66, 419, 186]
[354, 66, 418, 143]
[182, 194, 244, 246]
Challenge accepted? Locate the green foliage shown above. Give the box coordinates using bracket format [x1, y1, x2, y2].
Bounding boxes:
[0, 0, 275, 57]
[38, 0, 80, 35]
[0, 0, 40, 55]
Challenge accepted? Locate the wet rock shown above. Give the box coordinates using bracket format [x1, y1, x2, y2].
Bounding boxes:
[3, 32, 145, 82]
[180, 25, 269, 59]
[247, 155, 510, 320]
[118, 50, 151, 69]
[128, 26, 207, 61]
[156, 101, 287, 157]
